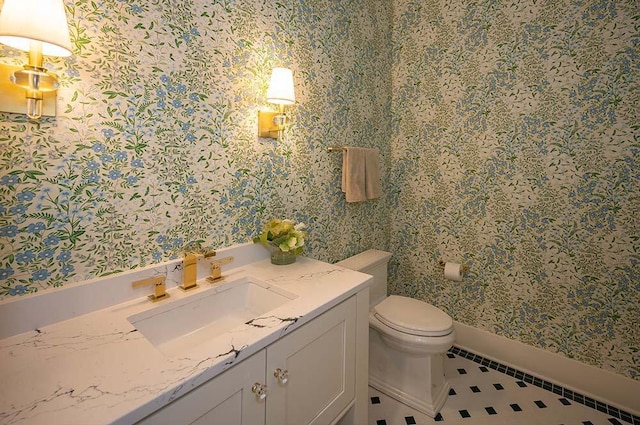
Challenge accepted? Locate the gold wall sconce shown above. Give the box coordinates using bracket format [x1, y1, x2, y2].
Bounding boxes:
[0, 0, 73, 119]
[258, 67, 295, 140]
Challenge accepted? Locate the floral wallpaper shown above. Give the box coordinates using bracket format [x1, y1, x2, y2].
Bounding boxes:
[0, 0, 393, 294]
[0, 0, 638, 384]
[388, 0, 639, 381]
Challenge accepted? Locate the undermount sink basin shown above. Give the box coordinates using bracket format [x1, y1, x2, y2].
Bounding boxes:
[127, 277, 297, 355]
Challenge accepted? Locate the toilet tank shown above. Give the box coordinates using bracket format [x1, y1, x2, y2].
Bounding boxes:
[335, 250, 392, 307]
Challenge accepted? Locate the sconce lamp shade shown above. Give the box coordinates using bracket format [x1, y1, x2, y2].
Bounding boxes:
[0, 0, 72, 57]
[266, 67, 295, 105]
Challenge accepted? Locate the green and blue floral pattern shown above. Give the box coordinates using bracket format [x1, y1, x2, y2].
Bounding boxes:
[0, 0, 392, 293]
[388, 0, 639, 381]
[0, 0, 638, 382]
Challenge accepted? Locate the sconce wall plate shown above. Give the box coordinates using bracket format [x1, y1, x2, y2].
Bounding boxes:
[0, 63, 57, 116]
[258, 110, 280, 139]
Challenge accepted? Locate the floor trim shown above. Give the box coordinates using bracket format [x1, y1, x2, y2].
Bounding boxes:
[450, 346, 640, 425]
[453, 321, 640, 416]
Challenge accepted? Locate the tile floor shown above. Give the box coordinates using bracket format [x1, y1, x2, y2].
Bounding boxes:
[368, 350, 630, 425]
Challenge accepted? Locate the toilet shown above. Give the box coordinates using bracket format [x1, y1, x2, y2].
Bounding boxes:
[336, 250, 455, 417]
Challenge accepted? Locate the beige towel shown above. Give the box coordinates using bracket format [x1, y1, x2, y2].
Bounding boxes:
[341, 147, 382, 202]
[364, 148, 382, 200]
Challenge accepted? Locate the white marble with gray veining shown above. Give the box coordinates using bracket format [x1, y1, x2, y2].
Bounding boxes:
[0, 246, 371, 425]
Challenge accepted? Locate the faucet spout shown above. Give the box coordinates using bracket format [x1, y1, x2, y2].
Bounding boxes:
[180, 252, 200, 291]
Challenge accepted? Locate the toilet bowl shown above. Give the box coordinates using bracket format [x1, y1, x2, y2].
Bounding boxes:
[371, 295, 455, 355]
[336, 250, 455, 417]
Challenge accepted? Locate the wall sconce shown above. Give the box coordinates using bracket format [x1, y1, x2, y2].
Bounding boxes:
[0, 0, 73, 119]
[258, 67, 295, 140]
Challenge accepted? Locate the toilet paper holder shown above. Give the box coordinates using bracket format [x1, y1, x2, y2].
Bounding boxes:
[438, 260, 468, 273]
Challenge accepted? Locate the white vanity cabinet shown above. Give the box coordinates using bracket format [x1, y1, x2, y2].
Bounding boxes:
[136, 350, 266, 425]
[265, 294, 356, 425]
[137, 295, 358, 425]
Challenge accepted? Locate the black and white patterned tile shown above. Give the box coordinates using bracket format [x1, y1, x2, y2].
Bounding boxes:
[369, 348, 636, 425]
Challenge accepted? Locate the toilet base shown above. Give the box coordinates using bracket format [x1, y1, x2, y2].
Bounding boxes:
[369, 328, 451, 418]
[370, 374, 450, 418]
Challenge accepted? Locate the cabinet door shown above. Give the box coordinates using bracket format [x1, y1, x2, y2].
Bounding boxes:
[137, 350, 266, 425]
[266, 297, 356, 425]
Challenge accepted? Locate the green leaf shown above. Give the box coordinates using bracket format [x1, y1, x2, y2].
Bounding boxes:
[67, 230, 85, 245]
[24, 170, 46, 181]
[102, 90, 128, 99]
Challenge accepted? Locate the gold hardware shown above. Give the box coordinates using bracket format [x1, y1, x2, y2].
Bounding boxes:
[251, 383, 268, 400]
[206, 256, 235, 283]
[327, 146, 346, 152]
[258, 110, 277, 138]
[0, 0, 72, 119]
[274, 368, 289, 384]
[181, 250, 217, 291]
[0, 64, 57, 116]
[258, 109, 287, 138]
[438, 260, 468, 273]
[180, 253, 199, 291]
[132, 276, 168, 302]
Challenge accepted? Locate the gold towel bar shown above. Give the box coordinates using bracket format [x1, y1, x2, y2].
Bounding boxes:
[327, 146, 346, 152]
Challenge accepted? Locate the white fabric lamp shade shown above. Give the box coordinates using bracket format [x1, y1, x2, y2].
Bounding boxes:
[266, 67, 295, 105]
[0, 0, 72, 57]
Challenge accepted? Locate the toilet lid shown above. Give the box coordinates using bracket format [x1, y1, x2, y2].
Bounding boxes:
[372, 295, 453, 337]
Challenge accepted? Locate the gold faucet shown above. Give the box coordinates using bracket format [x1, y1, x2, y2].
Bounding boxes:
[132, 276, 168, 302]
[181, 251, 216, 291]
[206, 256, 235, 283]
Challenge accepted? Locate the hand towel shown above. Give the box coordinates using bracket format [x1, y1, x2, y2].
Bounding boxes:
[342, 147, 367, 202]
[364, 148, 382, 200]
[341, 147, 381, 202]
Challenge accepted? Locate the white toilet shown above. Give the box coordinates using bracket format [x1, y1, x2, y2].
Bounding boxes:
[336, 250, 455, 417]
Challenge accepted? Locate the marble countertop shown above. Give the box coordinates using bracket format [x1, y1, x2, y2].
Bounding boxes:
[0, 256, 371, 425]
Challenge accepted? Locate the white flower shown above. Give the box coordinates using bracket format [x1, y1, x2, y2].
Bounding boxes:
[255, 218, 307, 255]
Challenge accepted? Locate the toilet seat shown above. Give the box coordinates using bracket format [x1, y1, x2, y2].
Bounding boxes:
[372, 295, 453, 337]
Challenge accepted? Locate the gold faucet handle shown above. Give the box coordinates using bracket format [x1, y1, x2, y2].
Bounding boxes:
[132, 276, 169, 302]
[206, 256, 235, 283]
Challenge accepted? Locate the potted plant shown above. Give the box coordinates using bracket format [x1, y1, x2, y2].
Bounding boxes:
[254, 219, 306, 265]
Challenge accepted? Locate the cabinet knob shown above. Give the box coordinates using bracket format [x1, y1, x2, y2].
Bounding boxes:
[251, 383, 268, 400]
[273, 368, 289, 384]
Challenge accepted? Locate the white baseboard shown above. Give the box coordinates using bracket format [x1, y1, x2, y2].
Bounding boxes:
[453, 321, 640, 416]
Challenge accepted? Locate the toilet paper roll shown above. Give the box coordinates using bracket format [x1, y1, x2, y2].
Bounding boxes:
[444, 262, 464, 282]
